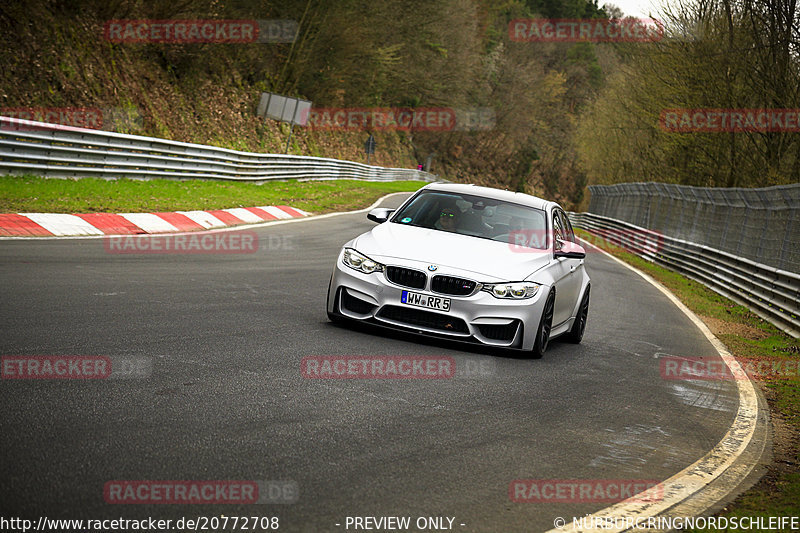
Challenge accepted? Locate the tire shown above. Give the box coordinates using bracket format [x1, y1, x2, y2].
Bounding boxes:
[564, 285, 590, 344]
[530, 290, 555, 359]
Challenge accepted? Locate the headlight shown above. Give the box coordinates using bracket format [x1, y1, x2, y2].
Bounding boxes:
[482, 282, 540, 299]
[342, 248, 385, 274]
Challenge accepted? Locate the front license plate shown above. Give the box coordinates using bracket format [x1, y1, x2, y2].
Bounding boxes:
[401, 291, 451, 312]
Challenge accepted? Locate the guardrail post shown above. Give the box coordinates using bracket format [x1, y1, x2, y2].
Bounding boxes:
[735, 190, 751, 256]
[719, 189, 733, 252]
[779, 207, 797, 272]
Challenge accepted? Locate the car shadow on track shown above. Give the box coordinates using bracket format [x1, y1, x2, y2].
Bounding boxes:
[322, 317, 580, 361]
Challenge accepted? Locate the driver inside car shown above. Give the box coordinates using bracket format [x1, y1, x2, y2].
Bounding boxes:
[435, 206, 461, 232]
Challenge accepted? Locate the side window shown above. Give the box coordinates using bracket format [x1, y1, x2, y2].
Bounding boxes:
[559, 210, 575, 243]
[552, 210, 565, 249]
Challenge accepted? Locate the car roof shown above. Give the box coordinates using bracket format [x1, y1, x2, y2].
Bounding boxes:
[421, 182, 556, 211]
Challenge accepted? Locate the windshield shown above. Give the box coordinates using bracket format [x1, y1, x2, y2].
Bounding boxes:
[390, 190, 548, 249]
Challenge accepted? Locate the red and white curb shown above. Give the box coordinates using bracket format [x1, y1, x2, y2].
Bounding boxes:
[0, 206, 310, 237]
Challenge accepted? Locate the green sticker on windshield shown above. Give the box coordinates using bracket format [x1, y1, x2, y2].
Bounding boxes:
[401, 217, 412, 223]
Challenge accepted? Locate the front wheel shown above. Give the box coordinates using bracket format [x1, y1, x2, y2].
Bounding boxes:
[530, 290, 555, 359]
[564, 285, 590, 344]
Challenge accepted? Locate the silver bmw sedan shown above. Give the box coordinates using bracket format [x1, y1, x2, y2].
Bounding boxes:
[326, 183, 591, 358]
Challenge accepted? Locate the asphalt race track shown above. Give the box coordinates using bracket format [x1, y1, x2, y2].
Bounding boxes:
[0, 194, 742, 532]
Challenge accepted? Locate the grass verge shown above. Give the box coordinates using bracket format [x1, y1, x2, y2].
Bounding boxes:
[575, 228, 800, 530]
[0, 175, 427, 214]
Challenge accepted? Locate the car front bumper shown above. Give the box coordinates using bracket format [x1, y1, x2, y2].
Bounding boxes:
[326, 251, 548, 351]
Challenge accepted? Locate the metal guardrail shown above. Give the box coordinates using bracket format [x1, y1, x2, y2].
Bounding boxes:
[0, 116, 437, 182]
[587, 182, 800, 273]
[570, 211, 800, 339]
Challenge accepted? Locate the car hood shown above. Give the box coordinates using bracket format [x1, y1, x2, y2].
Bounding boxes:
[352, 222, 551, 281]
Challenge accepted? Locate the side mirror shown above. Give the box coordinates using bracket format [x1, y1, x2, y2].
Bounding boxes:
[367, 208, 394, 224]
[554, 240, 586, 259]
